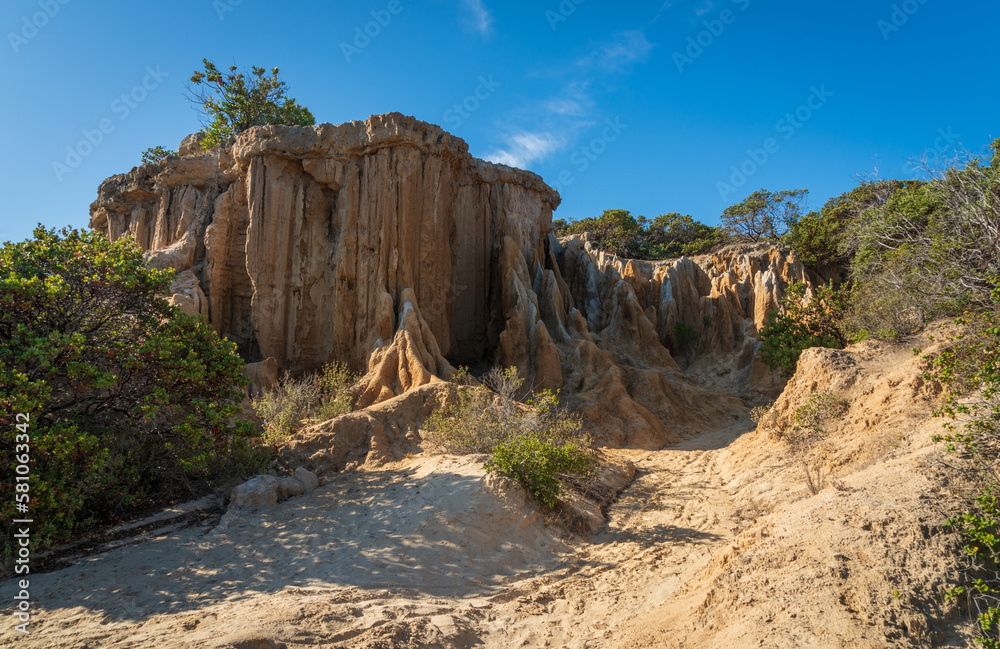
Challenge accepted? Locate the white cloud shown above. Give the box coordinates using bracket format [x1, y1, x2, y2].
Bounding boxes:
[581, 30, 655, 72]
[651, 1, 673, 24]
[485, 131, 562, 169]
[694, 0, 715, 16]
[544, 98, 585, 116]
[461, 0, 493, 35]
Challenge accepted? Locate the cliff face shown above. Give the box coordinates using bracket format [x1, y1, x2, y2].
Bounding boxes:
[90, 113, 814, 450]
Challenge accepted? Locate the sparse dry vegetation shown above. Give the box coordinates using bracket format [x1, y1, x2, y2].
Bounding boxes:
[425, 366, 595, 507]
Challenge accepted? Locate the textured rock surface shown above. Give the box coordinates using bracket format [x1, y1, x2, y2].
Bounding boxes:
[92, 113, 815, 452]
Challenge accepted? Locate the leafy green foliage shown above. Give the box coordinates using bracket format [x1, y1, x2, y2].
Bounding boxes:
[554, 210, 723, 260]
[0, 226, 263, 554]
[188, 59, 315, 149]
[758, 282, 848, 377]
[484, 432, 595, 508]
[845, 143, 999, 333]
[315, 362, 359, 422]
[787, 390, 847, 442]
[141, 145, 177, 165]
[721, 188, 808, 243]
[791, 181, 904, 267]
[927, 290, 1000, 646]
[555, 209, 646, 258]
[426, 366, 594, 506]
[643, 213, 725, 258]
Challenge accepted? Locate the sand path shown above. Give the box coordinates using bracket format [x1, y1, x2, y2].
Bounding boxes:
[3, 424, 750, 648]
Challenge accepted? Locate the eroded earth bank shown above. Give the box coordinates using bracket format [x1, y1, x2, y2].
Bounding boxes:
[5, 115, 976, 648]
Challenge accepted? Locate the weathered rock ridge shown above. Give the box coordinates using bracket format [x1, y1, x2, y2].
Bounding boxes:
[90, 113, 816, 451]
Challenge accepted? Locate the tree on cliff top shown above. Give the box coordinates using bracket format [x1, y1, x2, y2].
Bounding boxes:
[188, 59, 315, 149]
[721, 188, 808, 243]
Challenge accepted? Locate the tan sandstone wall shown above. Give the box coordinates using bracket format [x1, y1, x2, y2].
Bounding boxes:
[90, 113, 815, 451]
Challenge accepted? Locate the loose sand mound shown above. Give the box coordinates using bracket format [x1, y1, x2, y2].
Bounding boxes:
[11, 455, 572, 648]
[615, 329, 977, 648]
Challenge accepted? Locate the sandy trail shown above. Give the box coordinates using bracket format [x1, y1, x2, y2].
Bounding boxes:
[474, 423, 746, 648]
[5, 424, 750, 648]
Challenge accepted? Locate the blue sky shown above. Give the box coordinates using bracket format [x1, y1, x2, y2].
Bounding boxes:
[1, 0, 997, 244]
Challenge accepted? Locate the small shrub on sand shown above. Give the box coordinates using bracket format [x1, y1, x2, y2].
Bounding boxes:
[253, 362, 360, 443]
[252, 372, 321, 444]
[315, 361, 359, 422]
[425, 366, 595, 507]
[485, 432, 595, 508]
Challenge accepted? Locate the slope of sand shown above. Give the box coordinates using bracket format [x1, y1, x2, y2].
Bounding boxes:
[3, 332, 979, 648]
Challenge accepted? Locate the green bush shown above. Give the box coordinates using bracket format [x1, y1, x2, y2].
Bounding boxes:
[0, 226, 264, 556]
[787, 181, 902, 268]
[845, 143, 1000, 327]
[840, 279, 926, 342]
[643, 212, 724, 258]
[926, 288, 1000, 647]
[252, 362, 360, 443]
[315, 361, 359, 422]
[141, 145, 176, 165]
[188, 59, 315, 149]
[759, 282, 848, 377]
[426, 366, 595, 506]
[252, 372, 321, 444]
[484, 432, 595, 508]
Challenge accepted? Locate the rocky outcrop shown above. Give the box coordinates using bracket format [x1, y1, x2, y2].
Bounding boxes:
[91, 113, 816, 452]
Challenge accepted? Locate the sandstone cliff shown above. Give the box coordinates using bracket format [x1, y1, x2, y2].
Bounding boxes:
[90, 113, 815, 452]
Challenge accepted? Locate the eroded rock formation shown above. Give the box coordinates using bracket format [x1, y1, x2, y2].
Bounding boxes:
[91, 113, 817, 454]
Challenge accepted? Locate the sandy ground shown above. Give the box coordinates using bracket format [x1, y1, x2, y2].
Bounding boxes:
[2, 423, 750, 649]
[3, 333, 979, 648]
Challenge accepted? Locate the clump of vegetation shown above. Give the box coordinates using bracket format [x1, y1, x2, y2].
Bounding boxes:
[720, 188, 809, 243]
[925, 286, 1000, 646]
[315, 361, 360, 422]
[0, 226, 267, 556]
[673, 321, 700, 367]
[786, 390, 848, 444]
[252, 372, 321, 444]
[141, 145, 177, 165]
[554, 209, 723, 260]
[844, 145, 1000, 340]
[188, 59, 315, 149]
[425, 366, 595, 507]
[485, 431, 594, 508]
[252, 362, 360, 444]
[758, 282, 849, 377]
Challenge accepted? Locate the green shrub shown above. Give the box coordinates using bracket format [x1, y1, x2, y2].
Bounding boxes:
[484, 431, 595, 508]
[787, 390, 847, 443]
[846, 143, 1000, 327]
[252, 372, 321, 444]
[188, 59, 315, 149]
[424, 367, 524, 454]
[315, 361, 359, 422]
[426, 366, 594, 506]
[141, 145, 176, 165]
[0, 226, 263, 556]
[252, 362, 360, 443]
[759, 282, 848, 377]
[840, 280, 927, 342]
[925, 287, 1000, 647]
